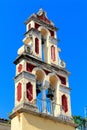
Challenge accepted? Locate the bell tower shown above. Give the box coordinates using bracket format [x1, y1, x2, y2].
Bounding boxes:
[10, 9, 76, 130]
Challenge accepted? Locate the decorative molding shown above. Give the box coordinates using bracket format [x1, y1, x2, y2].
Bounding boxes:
[24, 15, 58, 31]
[12, 102, 38, 115]
[14, 54, 70, 76]
[10, 104, 76, 128]
[58, 114, 74, 124]
[14, 71, 36, 83]
[59, 60, 66, 69]
[49, 36, 58, 45]
[24, 28, 41, 39]
[59, 85, 71, 94]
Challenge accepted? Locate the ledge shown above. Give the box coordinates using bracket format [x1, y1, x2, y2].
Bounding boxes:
[14, 53, 70, 76]
[14, 71, 36, 82]
[9, 102, 77, 128]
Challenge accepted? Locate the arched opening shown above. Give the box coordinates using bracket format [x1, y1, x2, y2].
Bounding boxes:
[41, 28, 47, 37]
[62, 95, 68, 113]
[49, 75, 58, 87]
[47, 75, 57, 101]
[35, 69, 46, 112]
[40, 28, 47, 61]
[36, 70, 45, 96]
[46, 75, 58, 114]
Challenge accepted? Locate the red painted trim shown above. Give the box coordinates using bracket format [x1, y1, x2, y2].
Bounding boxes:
[35, 38, 39, 54]
[28, 24, 31, 30]
[62, 95, 68, 113]
[26, 63, 36, 72]
[58, 75, 66, 85]
[43, 69, 50, 75]
[17, 83, 22, 102]
[37, 14, 50, 24]
[51, 45, 56, 61]
[26, 82, 33, 101]
[49, 30, 54, 37]
[35, 23, 40, 29]
[18, 64, 22, 73]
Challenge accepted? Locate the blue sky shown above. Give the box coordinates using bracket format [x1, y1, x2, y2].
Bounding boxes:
[0, 0, 87, 119]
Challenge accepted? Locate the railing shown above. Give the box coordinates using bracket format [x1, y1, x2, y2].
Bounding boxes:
[36, 98, 66, 115]
[35, 98, 74, 123]
[36, 98, 55, 115]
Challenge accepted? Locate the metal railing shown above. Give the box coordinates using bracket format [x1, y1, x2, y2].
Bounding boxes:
[35, 98, 74, 123]
[36, 98, 55, 115]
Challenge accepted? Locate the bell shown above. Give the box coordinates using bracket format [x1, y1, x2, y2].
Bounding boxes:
[42, 36, 46, 45]
[36, 81, 41, 96]
[46, 88, 54, 100]
[36, 88, 41, 96]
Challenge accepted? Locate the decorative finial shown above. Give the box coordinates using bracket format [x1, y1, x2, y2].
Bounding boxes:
[37, 8, 46, 16]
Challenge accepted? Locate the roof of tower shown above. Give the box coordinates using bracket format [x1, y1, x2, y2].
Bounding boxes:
[25, 9, 58, 31]
[36, 8, 53, 24]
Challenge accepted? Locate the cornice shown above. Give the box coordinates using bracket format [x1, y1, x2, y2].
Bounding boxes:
[14, 54, 70, 76]
[24, 15, 58, 31]
[14, 71, 36, 82]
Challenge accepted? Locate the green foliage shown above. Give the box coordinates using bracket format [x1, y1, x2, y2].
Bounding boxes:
[73, 116, 87, 130]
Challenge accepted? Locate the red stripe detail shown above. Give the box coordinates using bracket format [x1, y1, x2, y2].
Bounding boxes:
[26, 63, 36, 72]
[49, 30, 54, 37]
[28, 24, 31, 30]
[35, 38, 39, 54]
[18, 64, 22, 73]
[35, 23, 40, 29]
[43, 69, 50, 75]
[26, 82, 33, 101]
[58, 75, 66, 85]
[62, 95, 68, 113]
[17, 83, 22, 102]
[37, 14, 50, 24]
[51, 45, 56, 61]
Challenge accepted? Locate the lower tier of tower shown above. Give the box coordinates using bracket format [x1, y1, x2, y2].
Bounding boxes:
[10, 103, 77, 130]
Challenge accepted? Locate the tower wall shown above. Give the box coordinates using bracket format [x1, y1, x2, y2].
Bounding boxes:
[11, 111, 76, 130]
[10, 9, 76, 130]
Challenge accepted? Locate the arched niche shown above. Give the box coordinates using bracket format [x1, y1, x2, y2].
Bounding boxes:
[34, 68, 46, 96]
[38, 26, 50, 38]
[38, 27, 50, 61]
[46, 74, 59, 101]
[49, 75, 58, 87]
[36, 69, 45, 82]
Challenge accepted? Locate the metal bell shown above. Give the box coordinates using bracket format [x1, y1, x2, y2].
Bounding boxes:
[46, 88, 54, 100]
[36, 81, 42, 96]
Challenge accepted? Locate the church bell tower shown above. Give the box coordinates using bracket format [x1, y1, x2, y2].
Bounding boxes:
[10, 9, 76, 130]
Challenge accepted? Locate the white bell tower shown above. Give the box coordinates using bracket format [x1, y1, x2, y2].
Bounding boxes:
[10, 9, 75, 130]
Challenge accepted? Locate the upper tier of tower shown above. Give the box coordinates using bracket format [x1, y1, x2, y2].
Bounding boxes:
[18, 8, 66, 69]
[25, 8, 58, 32]
[12, 9, 73, 123]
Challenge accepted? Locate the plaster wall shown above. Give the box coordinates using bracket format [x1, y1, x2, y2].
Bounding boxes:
[15, 77, 36, 107]
[11, 112, 75, 130]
